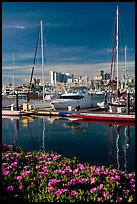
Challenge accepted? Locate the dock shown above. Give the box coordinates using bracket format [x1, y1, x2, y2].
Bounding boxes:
[2, 106, 135, 126]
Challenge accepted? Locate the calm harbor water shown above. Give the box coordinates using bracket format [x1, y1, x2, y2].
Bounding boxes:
[2, 115, 135, 173]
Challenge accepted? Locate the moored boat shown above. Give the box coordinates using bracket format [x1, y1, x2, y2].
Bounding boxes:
[51, 86, 93, 110]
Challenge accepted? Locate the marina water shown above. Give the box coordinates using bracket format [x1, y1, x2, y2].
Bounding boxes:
[2, 115, 135, 173]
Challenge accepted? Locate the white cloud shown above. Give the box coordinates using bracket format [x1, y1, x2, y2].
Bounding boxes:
[5, 25, 26, 29]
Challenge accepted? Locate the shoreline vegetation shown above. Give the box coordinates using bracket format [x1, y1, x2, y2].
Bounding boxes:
[2, 144, 135, 202]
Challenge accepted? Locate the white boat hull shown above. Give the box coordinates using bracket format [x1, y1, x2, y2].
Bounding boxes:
[51, 98, 92, 110]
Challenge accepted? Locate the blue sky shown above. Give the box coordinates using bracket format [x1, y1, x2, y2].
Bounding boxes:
[2, 2, 135, 84]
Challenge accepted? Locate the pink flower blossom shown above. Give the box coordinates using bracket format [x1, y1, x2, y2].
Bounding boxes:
[130, 179, 135, 184]
[48, 179, 61, 186]
[109, 176, 115, 181]
[10, 162, 17, 168]
[97, 197, 103, 201]
[53, 155, 58, 161]
[2, 163, 8, 166]
[23, 166, 29, 169]
[98, 184, 103, 190]
[46, 161, 52, 165]
[95, 167, 101, 174]
[39, 171, 45, 175]
[65, 166, 71, 170]
[22, 170, 30, 177]
[114, 175, 120, 180]
[70, 191, 77, 197]
[48, 186, 54, 191]
[90, 187, 97, 193]
[78, 178, 87, 184]
[2, 171, 10, 176]
[16, 176, 22, 181]
[73, 168, 79, 174]
[79, 164, 85, 170]
[131, 184, 135, 189]
[116, 197, 123, 202]
[123, 189, 129, 194]
[36, 165, 41, 169]
[7, 185, 14, 192]
[55, 189, 63, 196]
[90, 177, 95, 185]
[42, 166, 48, 171]
[18, 185, 23, 190]
[103, 192, 109, 198]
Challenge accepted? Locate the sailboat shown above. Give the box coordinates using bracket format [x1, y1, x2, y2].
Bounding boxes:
[107, 6, 133, 114]
[28, 20, 58, 109]
[97, 6, 131, 113]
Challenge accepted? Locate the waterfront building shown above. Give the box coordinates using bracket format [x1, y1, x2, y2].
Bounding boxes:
[50, 71, 68, 85]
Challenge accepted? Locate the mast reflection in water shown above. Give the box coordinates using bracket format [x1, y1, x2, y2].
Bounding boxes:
[2, 116, 135, 172]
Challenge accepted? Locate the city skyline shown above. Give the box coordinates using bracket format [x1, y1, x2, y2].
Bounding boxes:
[2, 2, 135, 85]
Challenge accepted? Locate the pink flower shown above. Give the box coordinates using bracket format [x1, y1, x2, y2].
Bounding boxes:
[73, 168, 79, 174]
[2, 163, 8, 166]
[48, 186, 54, 191]
[70, 191, 77, 197]
[39, 171, 45, 175]
[88, 173, 93, 177]
[42, 166, 48, 171]
[48, 179, 61, 186]
[36, 165, 41, 169]
[114, 175, 120, 180]
[16, 176, 22, 181]
[90, 177, 95, 185]
[53, 155, 58, 161]
[22, 170, 30, 177]
[62, 189, 68, 193]
[103, 192, 109, 197]
[123, 189, 129, 194]
[23, 166, 29, 169]
[98, 184, 103, 190]
[131, 184, 135, 189]
[109, 176, 115, 181]
[18, 185, 23, 190]
[79, 164, 85, 170]
[55, 189, 63, 196]
[43, 169, 49, 174]
[116, 197, 123, 202]
[65, 166, 71, 170]
[46, 161, 52, 165]
[90, 187, 97, 193]
[130, 179, 135, 184]
[97, 197, 103, 201]
[10, 162, 17, 168]
[77, 163, 82, 167]
[95, 167, 100, 174]
[78, 178, 87, 184]
[7, 185, 14, 192]
[42, 154, 46, 158]
[2, 171, 10, 176]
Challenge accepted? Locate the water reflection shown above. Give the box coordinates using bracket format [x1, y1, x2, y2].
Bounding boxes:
[63, 120, 88, 133]
[2, 115, 134, 172]
[107, 124, 131, 172]
[123, 126, 130, 171]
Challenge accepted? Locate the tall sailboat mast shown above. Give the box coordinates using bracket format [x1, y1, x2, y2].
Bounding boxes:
[40, 20, 45, 100]
[124, 45, 127, 79]
[12, 52, 15, 93]
[116, 6, 119, 90]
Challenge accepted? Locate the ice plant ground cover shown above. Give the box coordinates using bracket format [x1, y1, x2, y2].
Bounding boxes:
[2, 144, 135, 202]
